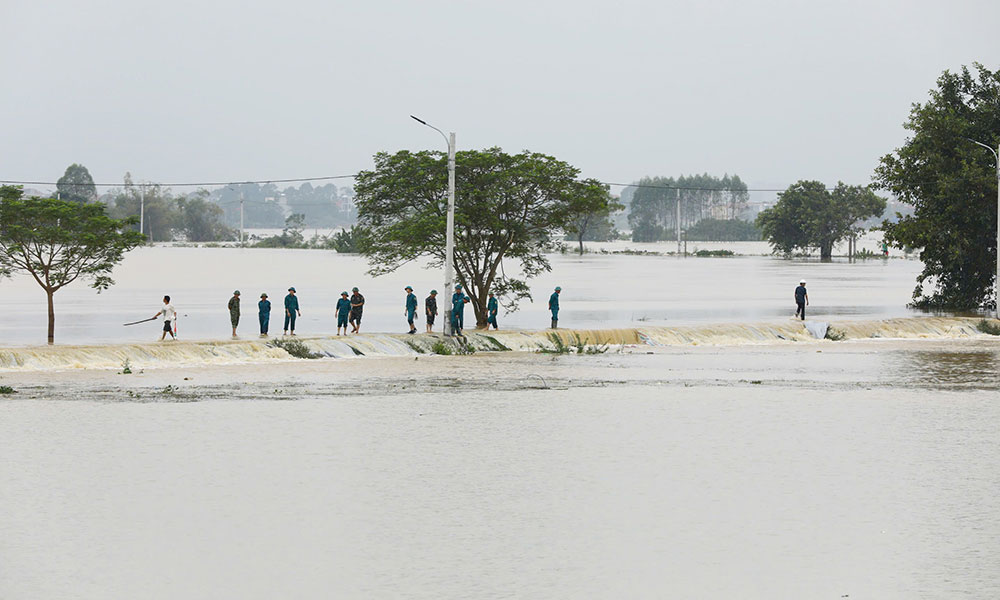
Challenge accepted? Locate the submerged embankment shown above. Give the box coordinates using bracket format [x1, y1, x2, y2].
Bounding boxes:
[0, 317, 994, 372]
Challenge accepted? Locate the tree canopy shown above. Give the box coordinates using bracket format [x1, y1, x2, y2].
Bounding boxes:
[564, 179, 623, 254]
[56, 163, 97, 204]
[355, 147, 604, 327]
[0, 186, 145, 343]
[756, 181, 885, 260]
[875, 63, 999, 310]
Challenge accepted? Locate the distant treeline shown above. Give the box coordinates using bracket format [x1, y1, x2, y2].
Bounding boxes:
[684, 218, 761, 241]
[623, 173, 752, 242]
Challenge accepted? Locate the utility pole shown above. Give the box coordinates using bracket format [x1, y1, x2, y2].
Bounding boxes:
[139, 184, 145, 241]
[411, 115, 457, 335]
[966, 138, 1000, 318]
[240, 190, 245, 245]
[676, 187, 681, 255]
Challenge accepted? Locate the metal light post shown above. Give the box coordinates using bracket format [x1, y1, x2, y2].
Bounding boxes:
[966, 138, 1000, 318]
[139, 184, 145, 240]
[411, 115, 457, 335]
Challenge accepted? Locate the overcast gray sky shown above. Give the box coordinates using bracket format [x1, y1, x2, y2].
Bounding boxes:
[2, 0, 997, 192]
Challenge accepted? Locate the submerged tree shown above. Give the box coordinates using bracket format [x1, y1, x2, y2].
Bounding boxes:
[355, 148, 603, 327]
[756, 181, 885, 260]
[875, 63, 999, 310]
[564, 179, 623, 254]
[55, 163, 98, 204]
[0, 186, 145, 343]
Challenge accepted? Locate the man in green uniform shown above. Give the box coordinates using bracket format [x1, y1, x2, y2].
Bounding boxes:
[284, 287, 300, 335]
[487, 291, 499, 330]
[451, 284, 469, 336]
[228, 290, 241, 338]
[349, 287, 365, 333]
[425, 290, 438, 333]
[404, 286, 418, 334]
[548, 286, 561, 329]
[258, 293, 271, 337]
[336, 291, 351, 335]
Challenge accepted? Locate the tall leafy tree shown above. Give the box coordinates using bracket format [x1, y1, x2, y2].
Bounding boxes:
[0, 186, 145, 343]
[756, 181, 886, 260]
[177, 191, 235, 242]
[875, 63, 999, 310]
[564, 179, 623, 254]
[56, 163, 97, 204]
[355, 148, 590, 327]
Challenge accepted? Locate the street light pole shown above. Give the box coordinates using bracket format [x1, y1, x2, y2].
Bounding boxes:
[139, 184, 145, 241]
[411, 115, 457, 335]
[967, 138, 1000, 318]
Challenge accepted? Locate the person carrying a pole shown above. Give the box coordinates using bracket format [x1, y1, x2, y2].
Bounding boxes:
[153, 295, 177, 341]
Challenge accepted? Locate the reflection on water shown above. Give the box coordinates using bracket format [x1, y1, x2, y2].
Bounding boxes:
[899, 349, 1000, 389]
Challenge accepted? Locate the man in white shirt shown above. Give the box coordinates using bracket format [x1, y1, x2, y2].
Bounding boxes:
[153, 295, 177, 341]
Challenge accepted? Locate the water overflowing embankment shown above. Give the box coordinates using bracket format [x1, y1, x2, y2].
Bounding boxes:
[0, 317, 992, 372]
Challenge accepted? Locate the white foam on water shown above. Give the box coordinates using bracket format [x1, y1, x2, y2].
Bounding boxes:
[0, 317, 992, 372]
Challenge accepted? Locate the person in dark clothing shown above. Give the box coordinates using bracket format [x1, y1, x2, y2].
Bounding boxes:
[349, 287, 365, 333]
[258, 293, 271, 337]
[549, 286, 561, 329]
[794, 280, 809, 320]
[336, 291, 351, 335]
[404, 286, 418, 334]
[425, 290, 438, 333]
[284, 287, 300, 335]
[450, 284, 470, 336]
[487, 291, 499, 330]
[228, 290, 241, 338]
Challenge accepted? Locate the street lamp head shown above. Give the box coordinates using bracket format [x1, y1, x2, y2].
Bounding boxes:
[410, 115, 428, 126]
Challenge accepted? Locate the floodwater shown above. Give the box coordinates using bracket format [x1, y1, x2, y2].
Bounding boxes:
[2, 242, 998, 598]
[0, 242, 928, 346]
[1, 341, 999, 599]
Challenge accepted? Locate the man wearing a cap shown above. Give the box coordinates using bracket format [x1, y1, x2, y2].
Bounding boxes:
[258, 293, 271, 337]
[404, 286, 418, 334]
[451, 284, 470, 336]
[336, 292, 351, 335]
[284, 287, 300, 335]
[487, 291, 499, 330]
[228, 290, 241, 338]
[794, 280, 809, 320]
[549, 286, 561, 329]
[349, 287, 365, 333]
[425, 290, 438, 333]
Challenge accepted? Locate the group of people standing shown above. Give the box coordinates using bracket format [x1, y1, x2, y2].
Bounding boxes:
[152, 284, 565, 340]
[227, 287, 366, 338]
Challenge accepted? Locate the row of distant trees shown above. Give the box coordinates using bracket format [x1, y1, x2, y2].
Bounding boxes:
[46, 165, 356, 242]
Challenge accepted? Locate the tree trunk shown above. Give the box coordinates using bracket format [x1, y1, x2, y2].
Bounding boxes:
[578, 232, 584, 255]
[820, 242, 833, 261]
[46, 288, 55, 345]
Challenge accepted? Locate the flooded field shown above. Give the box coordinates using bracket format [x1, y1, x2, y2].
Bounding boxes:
[0, 244, 929, 346]
[1, 339, 999, 599]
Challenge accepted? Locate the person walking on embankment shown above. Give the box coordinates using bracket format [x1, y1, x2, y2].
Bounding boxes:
[336, 291, 351, 335]
[284, 287, 300, 335]
[228, 290, 241, 338]
[794, 280, 809, 320]
[349, 287, 365, 333]
[153, 295, 177, 341]
[487, 291, 499, 330]
[549, 286, 561, 329]
[425, 290, 438, 333]
[404, 286, 418, 334]
[258, 293, 271, 337]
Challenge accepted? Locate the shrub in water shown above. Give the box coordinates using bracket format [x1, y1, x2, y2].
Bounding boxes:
[268, 338, 322, 359]
[977, 319, 1000, 336]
